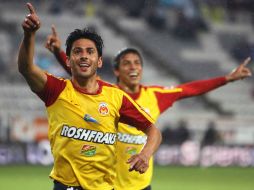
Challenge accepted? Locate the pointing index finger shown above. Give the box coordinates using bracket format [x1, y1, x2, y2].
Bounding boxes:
[26, 2, 36, 14]
[51, 25, 57, 36]
[242, 57, 251, 67]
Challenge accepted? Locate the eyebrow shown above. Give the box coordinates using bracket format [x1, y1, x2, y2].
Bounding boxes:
[71, 47, 96, 53]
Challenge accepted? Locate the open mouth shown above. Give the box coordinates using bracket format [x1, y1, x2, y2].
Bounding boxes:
[79, 62, 91, 71]
[79, 62, 90, 68]
[129, 72, 139, 78]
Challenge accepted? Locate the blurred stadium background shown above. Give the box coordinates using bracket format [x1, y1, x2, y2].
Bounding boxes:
[0, 0, 254, 189]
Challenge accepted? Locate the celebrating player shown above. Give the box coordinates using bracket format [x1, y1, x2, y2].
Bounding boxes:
[18, 3, 162, 190]
[45, 25, 252, 190]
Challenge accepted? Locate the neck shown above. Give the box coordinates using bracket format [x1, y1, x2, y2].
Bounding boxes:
[71, 75, 99, 94]
[118, 81, 140, 94]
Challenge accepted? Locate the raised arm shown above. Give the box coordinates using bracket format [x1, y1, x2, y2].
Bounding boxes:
[45, 25, 71, 75]
[18, 3, 47, 92]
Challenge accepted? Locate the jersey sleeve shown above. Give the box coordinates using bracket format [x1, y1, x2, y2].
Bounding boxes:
[154, 76, 227, 113]
[119, 94, 154, 132]
[56, 51, 71, 75]
[36, 74, 66, 107]
[177, 76, 227, 97]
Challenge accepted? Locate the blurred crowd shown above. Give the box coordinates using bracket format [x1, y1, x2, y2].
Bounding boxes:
[0, 0, 253, 146]
[161, 119, 222, 146]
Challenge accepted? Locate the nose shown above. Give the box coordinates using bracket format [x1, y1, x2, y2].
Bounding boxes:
[80, 55, 88, 61]
[129, 62, 137, 69]
[79, 52, 88, 60]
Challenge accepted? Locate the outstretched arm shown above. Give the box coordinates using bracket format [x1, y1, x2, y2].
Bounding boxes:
[45, 25, 71, 75]
[153, 57, 252, 113]
[176, 57, 252, 97]
[18, 3, 47, 92]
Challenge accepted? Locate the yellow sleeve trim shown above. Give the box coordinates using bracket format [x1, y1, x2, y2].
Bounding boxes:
[153, 87, 182, 93]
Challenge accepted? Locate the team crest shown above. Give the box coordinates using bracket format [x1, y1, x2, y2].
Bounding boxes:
[98, 102, 109, 116]
[81, 144, 96, 157]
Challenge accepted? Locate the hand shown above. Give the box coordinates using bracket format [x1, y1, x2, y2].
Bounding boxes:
[127, 153, 150, 174]
[22, 3, 40, 34]
[45, 25, 62, 54]
[226, 57, 252, 82]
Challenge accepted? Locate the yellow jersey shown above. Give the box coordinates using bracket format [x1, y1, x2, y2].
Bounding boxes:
[37, 74, 154, 190]
[115, 76, 226, 190]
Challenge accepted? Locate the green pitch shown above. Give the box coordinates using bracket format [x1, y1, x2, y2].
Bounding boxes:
[0, 165, 254, 190]
[152, 166, 254, 190]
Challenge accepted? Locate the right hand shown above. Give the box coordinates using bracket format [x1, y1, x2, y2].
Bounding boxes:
[226, 57, 252, 82]
[45, 25, 62, 54]
[22, 3, 40, 34]
[127, 153, 150, 174]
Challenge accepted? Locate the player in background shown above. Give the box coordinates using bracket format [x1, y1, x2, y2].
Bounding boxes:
[18, 3, 162, 190]
[45, 25, 252, 190]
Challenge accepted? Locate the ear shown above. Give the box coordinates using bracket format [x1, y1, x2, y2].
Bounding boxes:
[66, 56, 71, 67]
[98, 57, 103, 68]
[113, 68, 119, 77]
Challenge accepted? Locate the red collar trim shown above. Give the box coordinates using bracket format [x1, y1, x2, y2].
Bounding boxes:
[71, 80, 103, 95]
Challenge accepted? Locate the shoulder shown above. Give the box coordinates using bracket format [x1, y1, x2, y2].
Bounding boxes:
[98, 80, 116, 88]
[99, 80, 123, 93]
[46, 73, 67, 83]
[37, 73, 68, 106]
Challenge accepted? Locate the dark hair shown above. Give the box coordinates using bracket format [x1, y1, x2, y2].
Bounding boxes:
[113, 48, 143, 70]
[65, 28, 104, 57]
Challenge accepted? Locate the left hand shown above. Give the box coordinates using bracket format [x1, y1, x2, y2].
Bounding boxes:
[226, 57, 252, 82]
[127, 153, 149, 174]
[45, 25, 62, 54]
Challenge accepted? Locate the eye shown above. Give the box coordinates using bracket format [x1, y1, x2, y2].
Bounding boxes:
[87, 48, 95, 55]
[72, 48, 82, 55]
[134, 61, 141, 66]
[122, 61, 130, 66]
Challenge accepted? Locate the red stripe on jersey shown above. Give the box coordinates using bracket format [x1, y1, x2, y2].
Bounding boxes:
[37, 74, 66, 107]
[119, 95, 152, 132]
[155, 76, 227, 113]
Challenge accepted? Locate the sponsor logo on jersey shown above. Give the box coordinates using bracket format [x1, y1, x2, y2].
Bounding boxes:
[61, 125, 116, 145]
[117, 132, 147, 145]
[83, 114, 99, 124]
[98, 102, 109, 116]
[126, 146, 137, 155]
[81, 144, 96, 156]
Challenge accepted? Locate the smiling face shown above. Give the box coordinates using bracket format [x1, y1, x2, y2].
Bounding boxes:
[67, 38, 102, 80]
[114, 52, 143, 91]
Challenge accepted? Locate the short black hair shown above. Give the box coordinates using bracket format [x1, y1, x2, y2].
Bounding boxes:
[65, 28, 104, 57]
[113, 48, 143, 70]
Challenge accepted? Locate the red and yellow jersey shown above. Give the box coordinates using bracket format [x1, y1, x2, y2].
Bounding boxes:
[115, 77, 226, 190]
[36, 74, 154, 190]
[55, 50, 227, 189]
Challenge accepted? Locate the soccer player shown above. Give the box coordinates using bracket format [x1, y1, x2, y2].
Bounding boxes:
[45, 26, 252, 190]
[18, 3, 162, 190]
